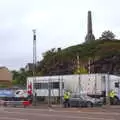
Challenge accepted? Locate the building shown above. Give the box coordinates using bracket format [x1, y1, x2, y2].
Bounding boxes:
[25, 62, 40, 72]
[0, 67, 12, 87]
[25, 63, 33, 71]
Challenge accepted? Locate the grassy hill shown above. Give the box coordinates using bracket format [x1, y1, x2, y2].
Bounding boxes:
[37, 40, 120, 75]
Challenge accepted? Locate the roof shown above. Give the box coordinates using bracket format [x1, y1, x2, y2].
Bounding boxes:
[0, 67, 12, 82]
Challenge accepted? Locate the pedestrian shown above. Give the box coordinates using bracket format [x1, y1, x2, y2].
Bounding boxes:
[63, 90, 71, 108]
[109, 90, 116, 105]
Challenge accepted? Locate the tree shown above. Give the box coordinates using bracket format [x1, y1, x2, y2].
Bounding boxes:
[12, 79, 19, 85]
[36, 40, 120, 75]
[42, 48, 56, 58]
[12, 70, 28, 85]
[99, 30, 115, 40]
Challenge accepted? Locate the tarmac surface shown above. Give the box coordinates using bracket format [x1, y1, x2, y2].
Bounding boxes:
[0, 106, 120, 120]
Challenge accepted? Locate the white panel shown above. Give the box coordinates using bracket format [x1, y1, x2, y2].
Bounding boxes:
[36, 89, 59, 96]
[62, 74, 79, 93]
[27, 74, 120, 97]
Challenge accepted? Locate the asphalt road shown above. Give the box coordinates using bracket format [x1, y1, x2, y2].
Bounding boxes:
[0, 107, 119, 120]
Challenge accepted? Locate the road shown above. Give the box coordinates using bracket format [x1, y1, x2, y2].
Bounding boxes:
[0, 107, 119, 120]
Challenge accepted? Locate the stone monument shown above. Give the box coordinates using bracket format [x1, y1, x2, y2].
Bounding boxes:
[85, 11, 95, 42]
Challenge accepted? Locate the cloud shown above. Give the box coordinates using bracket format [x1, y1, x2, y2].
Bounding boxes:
[0, 0, 120, 70]
[22, 10, 53, 29]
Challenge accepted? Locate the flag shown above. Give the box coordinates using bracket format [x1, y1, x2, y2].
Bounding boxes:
[27, 82, 32, 95]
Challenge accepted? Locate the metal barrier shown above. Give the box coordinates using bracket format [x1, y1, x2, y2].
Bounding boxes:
[6, 101, 23, 107]
[0, 101, 31, 108]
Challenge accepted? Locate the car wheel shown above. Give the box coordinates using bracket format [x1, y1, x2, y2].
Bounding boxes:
[77, 102, 81, 107]
[113, 97, 119, 105]
[87, 102, 93, 107]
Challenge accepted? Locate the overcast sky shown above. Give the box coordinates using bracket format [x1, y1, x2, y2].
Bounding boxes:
[0, 0, 120, 70]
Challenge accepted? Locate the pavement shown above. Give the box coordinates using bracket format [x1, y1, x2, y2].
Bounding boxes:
[0, 106, 120, 120]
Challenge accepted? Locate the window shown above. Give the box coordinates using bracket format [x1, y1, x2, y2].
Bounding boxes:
[71, 94, 82, 99]
[50, 82, 64, 89]
[52, 82, 59, 89]
[62, 82, 64, 89]
[34, 82, 64, 89]
[115, 82, 119, 88]
[34, 83, 48, 89]
[34, 83, 39, 89]
[16, 91, 20, 94]
[41, 83, 48, 89]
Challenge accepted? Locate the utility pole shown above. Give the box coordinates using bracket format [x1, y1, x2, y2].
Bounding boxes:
[60, 75, 63, 107]
[58, 74, 61, 106]
[94, 73, 97, 104]
[106, 72, 110, 106]
[88, 58, 91, 74]
[48, 77, 51, 107]
[77, 54, 81, 106]
[32, 29, 37, 106]
[92, 58, 97, 103]
[77, 55, 80, 73]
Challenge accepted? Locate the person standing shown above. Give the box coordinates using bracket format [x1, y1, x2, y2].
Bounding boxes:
[63, 90, 71, 108]
[109, 90, 116, 105]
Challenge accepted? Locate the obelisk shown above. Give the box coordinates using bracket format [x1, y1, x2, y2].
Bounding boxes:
[85, 11, 95, 42]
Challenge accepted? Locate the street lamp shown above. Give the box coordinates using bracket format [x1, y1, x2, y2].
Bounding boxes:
[32, 29, 37, 106]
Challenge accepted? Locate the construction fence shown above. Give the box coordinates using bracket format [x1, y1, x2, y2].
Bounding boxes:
[27, 73, 114, 107]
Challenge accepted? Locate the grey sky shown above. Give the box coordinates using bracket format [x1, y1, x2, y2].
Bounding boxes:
[0, 0, 120, 70]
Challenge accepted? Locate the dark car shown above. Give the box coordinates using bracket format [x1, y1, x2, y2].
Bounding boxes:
[63, 94, 103, 107]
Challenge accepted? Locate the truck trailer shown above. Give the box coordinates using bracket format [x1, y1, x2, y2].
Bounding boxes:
[27, 73, 120, 104]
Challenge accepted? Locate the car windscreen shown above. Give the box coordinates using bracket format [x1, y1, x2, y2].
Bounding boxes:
[81, 95, 92, 99]
[71, 94, 92, 100]
[71, 94, 83, 99]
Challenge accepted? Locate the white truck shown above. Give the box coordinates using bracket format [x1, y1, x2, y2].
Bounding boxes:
[27, 73, 120, 104]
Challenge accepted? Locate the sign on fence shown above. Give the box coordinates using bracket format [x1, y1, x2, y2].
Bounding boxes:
[0, 90, 14, 97]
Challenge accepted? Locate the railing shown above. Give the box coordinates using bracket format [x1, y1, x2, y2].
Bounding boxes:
[0, 100, 31, 107]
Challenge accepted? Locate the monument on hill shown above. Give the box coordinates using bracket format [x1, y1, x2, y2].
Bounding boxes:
[85, 11, 95, 42]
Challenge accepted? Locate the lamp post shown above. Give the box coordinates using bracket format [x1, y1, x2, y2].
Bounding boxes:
[32, 29, 37, 106]
[106, 72, 110, 106]
[77, 54, 81, 107]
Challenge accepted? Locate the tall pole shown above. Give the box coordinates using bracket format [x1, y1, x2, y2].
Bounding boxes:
[106, 72, 110, 106]
[60, 75, 63, 107]
[77, 54, 81, 105]
[48, 77, 51, 107]
[77, 55, 80, 73]
[32, 29, 37, 106]
[88, 58, 91, 74]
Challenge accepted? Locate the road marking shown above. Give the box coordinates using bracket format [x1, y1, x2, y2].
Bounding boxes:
[77, 111, 120, 116]
[4, 107, 120, 116]
[2, 110, 115, 120]
[0, 117, 27, 120]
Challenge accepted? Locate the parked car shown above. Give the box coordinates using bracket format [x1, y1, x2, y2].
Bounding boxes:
[63, 93, 103, 107]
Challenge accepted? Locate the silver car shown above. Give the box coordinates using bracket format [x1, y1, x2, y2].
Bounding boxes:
[68, 94, 103, 107]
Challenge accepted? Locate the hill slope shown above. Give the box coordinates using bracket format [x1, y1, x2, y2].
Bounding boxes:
[37, 40, 120, 75]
